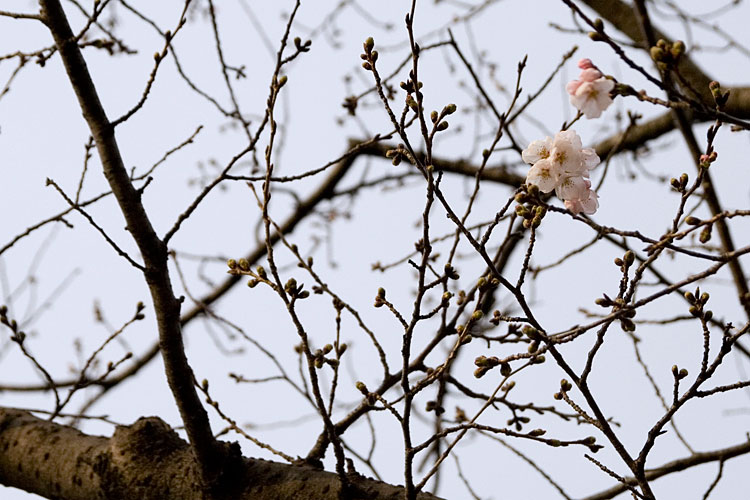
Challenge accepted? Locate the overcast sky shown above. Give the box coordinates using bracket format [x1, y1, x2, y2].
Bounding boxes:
[2, 1, 750, 499]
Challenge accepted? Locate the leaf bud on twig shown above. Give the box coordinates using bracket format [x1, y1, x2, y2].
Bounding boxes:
[500, 362, 512, 377]
[364, 37, 374, 52]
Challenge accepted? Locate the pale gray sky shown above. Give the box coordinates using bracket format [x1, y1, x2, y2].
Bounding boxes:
[2, 1, 750, 499]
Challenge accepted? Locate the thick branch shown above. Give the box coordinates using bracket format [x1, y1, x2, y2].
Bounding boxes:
[354, 141, 525, 187]
[0, 408, 442, 500]
[580, 0, 711, 94]
[580, 0, 750, 156]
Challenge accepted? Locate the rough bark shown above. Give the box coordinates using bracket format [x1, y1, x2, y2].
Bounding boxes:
[0, 408, 442, 500]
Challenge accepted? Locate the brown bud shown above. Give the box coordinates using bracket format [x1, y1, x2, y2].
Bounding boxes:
[500, 362, 512, 377]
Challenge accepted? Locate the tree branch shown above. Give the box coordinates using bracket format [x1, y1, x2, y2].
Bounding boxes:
[38, 0, 224, 492]
[0, 408, 442, 500]
[578, 0, 750, 157]
[581, 439, 750, 500]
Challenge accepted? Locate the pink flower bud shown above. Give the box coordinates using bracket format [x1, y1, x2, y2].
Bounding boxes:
[578, 58, 595, 70]
[579, 68, 603, 82]
[566, 62, 613, 119]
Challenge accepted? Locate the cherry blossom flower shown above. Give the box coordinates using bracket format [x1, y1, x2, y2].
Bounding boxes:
[522, 130, 599, 184]
[521, 137, 552, 165]
[579, 147, 600, 171]
[566, 59, 614, 119]
[564, 188, 599, 215]
[555, 175, 590, 201]
[526, 158, 559, 193]
[551, 129, 597, 176]
[522, 129, 601, 215]
[558, 177, 598, 215]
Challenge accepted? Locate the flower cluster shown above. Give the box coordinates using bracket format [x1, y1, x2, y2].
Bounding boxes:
[522, 130, 599, 215]
[566, 58, 614, 119]
[521, 58, 613, 216]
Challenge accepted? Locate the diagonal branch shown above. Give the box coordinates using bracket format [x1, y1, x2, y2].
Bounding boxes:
[581, 439, 750, 500]
[580, 0, 712, 93]
[38, 0, 225, 493]
[577, 0, 750, 157]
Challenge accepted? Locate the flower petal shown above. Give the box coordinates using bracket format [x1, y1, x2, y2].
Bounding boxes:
[555, 175, 589, 200]
[568, 77, 614, 119]
[521, 137, 553, 164]
[526, 159, 559, 193]
[579, 68, 603, 82]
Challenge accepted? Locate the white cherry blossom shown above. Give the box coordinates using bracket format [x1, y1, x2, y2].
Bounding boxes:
[526, 158, 559, 193]
[564, 189, 599, 215]
[555, 175, 590, 201]
[566, 59, 614, 119]
[580, 147, 600, 171]
[551, 129, 588, 175]
[521, 137, 553, 165]
[522, 129, 601, 215]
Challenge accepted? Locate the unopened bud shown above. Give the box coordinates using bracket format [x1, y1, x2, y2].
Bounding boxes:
[670, 40, 685, 58]
[650, 46, 666, 62]
[624, 251, 635, 266]
[679, 173, 689, 188]
[443, 103, 457, 115]
[500, 362, 511, 377]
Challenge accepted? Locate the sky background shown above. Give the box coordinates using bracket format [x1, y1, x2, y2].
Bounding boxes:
[1, 0, 750, 498]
